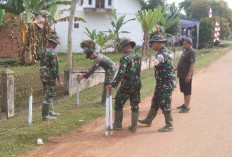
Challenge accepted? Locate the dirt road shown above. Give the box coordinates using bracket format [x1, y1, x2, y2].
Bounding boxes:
[24, 51, 232, 157]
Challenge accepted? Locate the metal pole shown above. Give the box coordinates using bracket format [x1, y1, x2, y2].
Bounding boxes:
[105, 89, 110, 136]
[109, 91, 113, 131]
[76, 80, 80, 106]
[28, 93, 33, 126]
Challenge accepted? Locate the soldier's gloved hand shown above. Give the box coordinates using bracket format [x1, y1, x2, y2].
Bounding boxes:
[77, 75, 84, 81]
[106, 85, 113, 90]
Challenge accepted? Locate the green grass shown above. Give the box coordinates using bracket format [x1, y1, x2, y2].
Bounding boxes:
[0, 47, 230, 157]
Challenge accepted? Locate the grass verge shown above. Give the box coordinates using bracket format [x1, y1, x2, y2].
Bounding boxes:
[0, 47, 230, 157]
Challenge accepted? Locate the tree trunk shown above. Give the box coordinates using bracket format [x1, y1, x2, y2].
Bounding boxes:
[67, 0, 78, 70]
[114, 33, 119, 52]
[142, 32, 150, 57]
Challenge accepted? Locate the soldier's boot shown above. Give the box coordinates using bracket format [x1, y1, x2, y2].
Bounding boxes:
[112, 110, 123, 130]
[49, 103, 60, 116]
[42, 104, 56, 121]
[138, 107, 157, 126]
[158, 112, 173, 132]
[129, 111, 139, 132]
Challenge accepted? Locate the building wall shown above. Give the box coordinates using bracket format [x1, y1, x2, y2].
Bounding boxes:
[55, 0, 143, 53]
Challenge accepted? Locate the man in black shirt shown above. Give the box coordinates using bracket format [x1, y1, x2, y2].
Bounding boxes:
[177, 38, 196, 113]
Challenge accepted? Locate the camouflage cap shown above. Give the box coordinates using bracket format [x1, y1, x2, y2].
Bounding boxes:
[149, 34, 167, 43]
[120, 38, 136, 49]
[85, 48, 95, 59]
[48, 34, 60, 44]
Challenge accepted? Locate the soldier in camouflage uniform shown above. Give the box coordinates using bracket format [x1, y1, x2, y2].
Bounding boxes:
[77, 48, 116, 105]
[39, 34, 63, 121]
[138, 34, 176, 132]
[106, 39, 141, 132]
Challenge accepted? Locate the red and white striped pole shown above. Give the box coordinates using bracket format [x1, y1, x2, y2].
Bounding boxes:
[214, 20, 220, 42]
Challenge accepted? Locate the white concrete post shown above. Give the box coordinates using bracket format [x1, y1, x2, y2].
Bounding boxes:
[1, 69, 14, 118]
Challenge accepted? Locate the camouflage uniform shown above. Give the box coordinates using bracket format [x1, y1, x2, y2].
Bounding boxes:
[152, 45, 176, 114]
[84, 54, 116, 103]
[111, 49, 141, 112]
[39, 45, 60, 119]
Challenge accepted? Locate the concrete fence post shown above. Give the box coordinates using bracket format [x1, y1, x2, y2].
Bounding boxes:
[1, 69, 15, 118]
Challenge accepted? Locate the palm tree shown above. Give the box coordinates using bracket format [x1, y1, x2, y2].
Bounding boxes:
[136, 6, 165, 57]
[108, 10, 135, 52]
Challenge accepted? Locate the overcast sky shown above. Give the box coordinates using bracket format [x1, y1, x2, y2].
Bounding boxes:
[168, 0, 232, 9]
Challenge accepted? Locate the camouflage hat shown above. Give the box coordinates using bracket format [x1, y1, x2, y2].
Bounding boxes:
[120, 38, 136, 49]
[48, 34, 60, 44]
[85, 48, 95, 59]
[149, 34, 167, 43]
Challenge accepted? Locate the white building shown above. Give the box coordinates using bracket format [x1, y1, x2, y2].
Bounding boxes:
[55, 0, 143, 53]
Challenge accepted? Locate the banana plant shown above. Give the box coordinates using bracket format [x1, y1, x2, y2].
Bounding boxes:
[85, 27, 98, 41]
[0, 9, 9, 27]
[136, 6, 165, 57]
[96, 32, 116, 53]
[0, 0, 71, 64]
[107, 9, 135, 52]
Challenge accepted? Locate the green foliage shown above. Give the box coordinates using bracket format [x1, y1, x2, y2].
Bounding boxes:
[0, 8, 9, 27]
[218, 17, 231, 39]
[179, 0, 194, 17]
[106, 9, 135, 52]
[190, 0, 232, 30]
[108, 9, 135, 34]
[136, 6, 164, 33]
[140, 0, 166, 10]
[199, 18, 215, 48]
[96, 32, 115, 52]
[85, 27, 97, 41]
[162, 3, 181, 35]
[84, 28, 116, 52]
[0, 0, 71, 23]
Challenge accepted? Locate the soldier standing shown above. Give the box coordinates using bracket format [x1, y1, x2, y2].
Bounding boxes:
[77, 49, 116, 105]
[138, 34, 176, 132]
[40, 34, 63, 121]
[106, 39, 141, 132]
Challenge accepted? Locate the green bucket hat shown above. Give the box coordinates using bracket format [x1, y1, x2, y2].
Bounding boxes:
[120, 38, 136, 50]
[48, 34, 60, 44]
[149, 34, 167, 43]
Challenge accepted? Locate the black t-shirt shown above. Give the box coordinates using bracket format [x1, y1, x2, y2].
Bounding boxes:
[177, 48, 196, 79]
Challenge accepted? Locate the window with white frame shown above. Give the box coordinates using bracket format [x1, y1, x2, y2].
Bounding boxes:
[0, 0, 7, 4]
[88, 0, 92, 5]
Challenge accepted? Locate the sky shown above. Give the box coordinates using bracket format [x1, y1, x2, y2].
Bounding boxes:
[168, 0, 232, 9]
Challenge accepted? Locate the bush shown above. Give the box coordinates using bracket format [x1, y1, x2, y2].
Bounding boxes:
[199, 18, 215, 48]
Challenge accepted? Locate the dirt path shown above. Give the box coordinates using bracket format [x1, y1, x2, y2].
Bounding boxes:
[23, 51, 232, 157]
